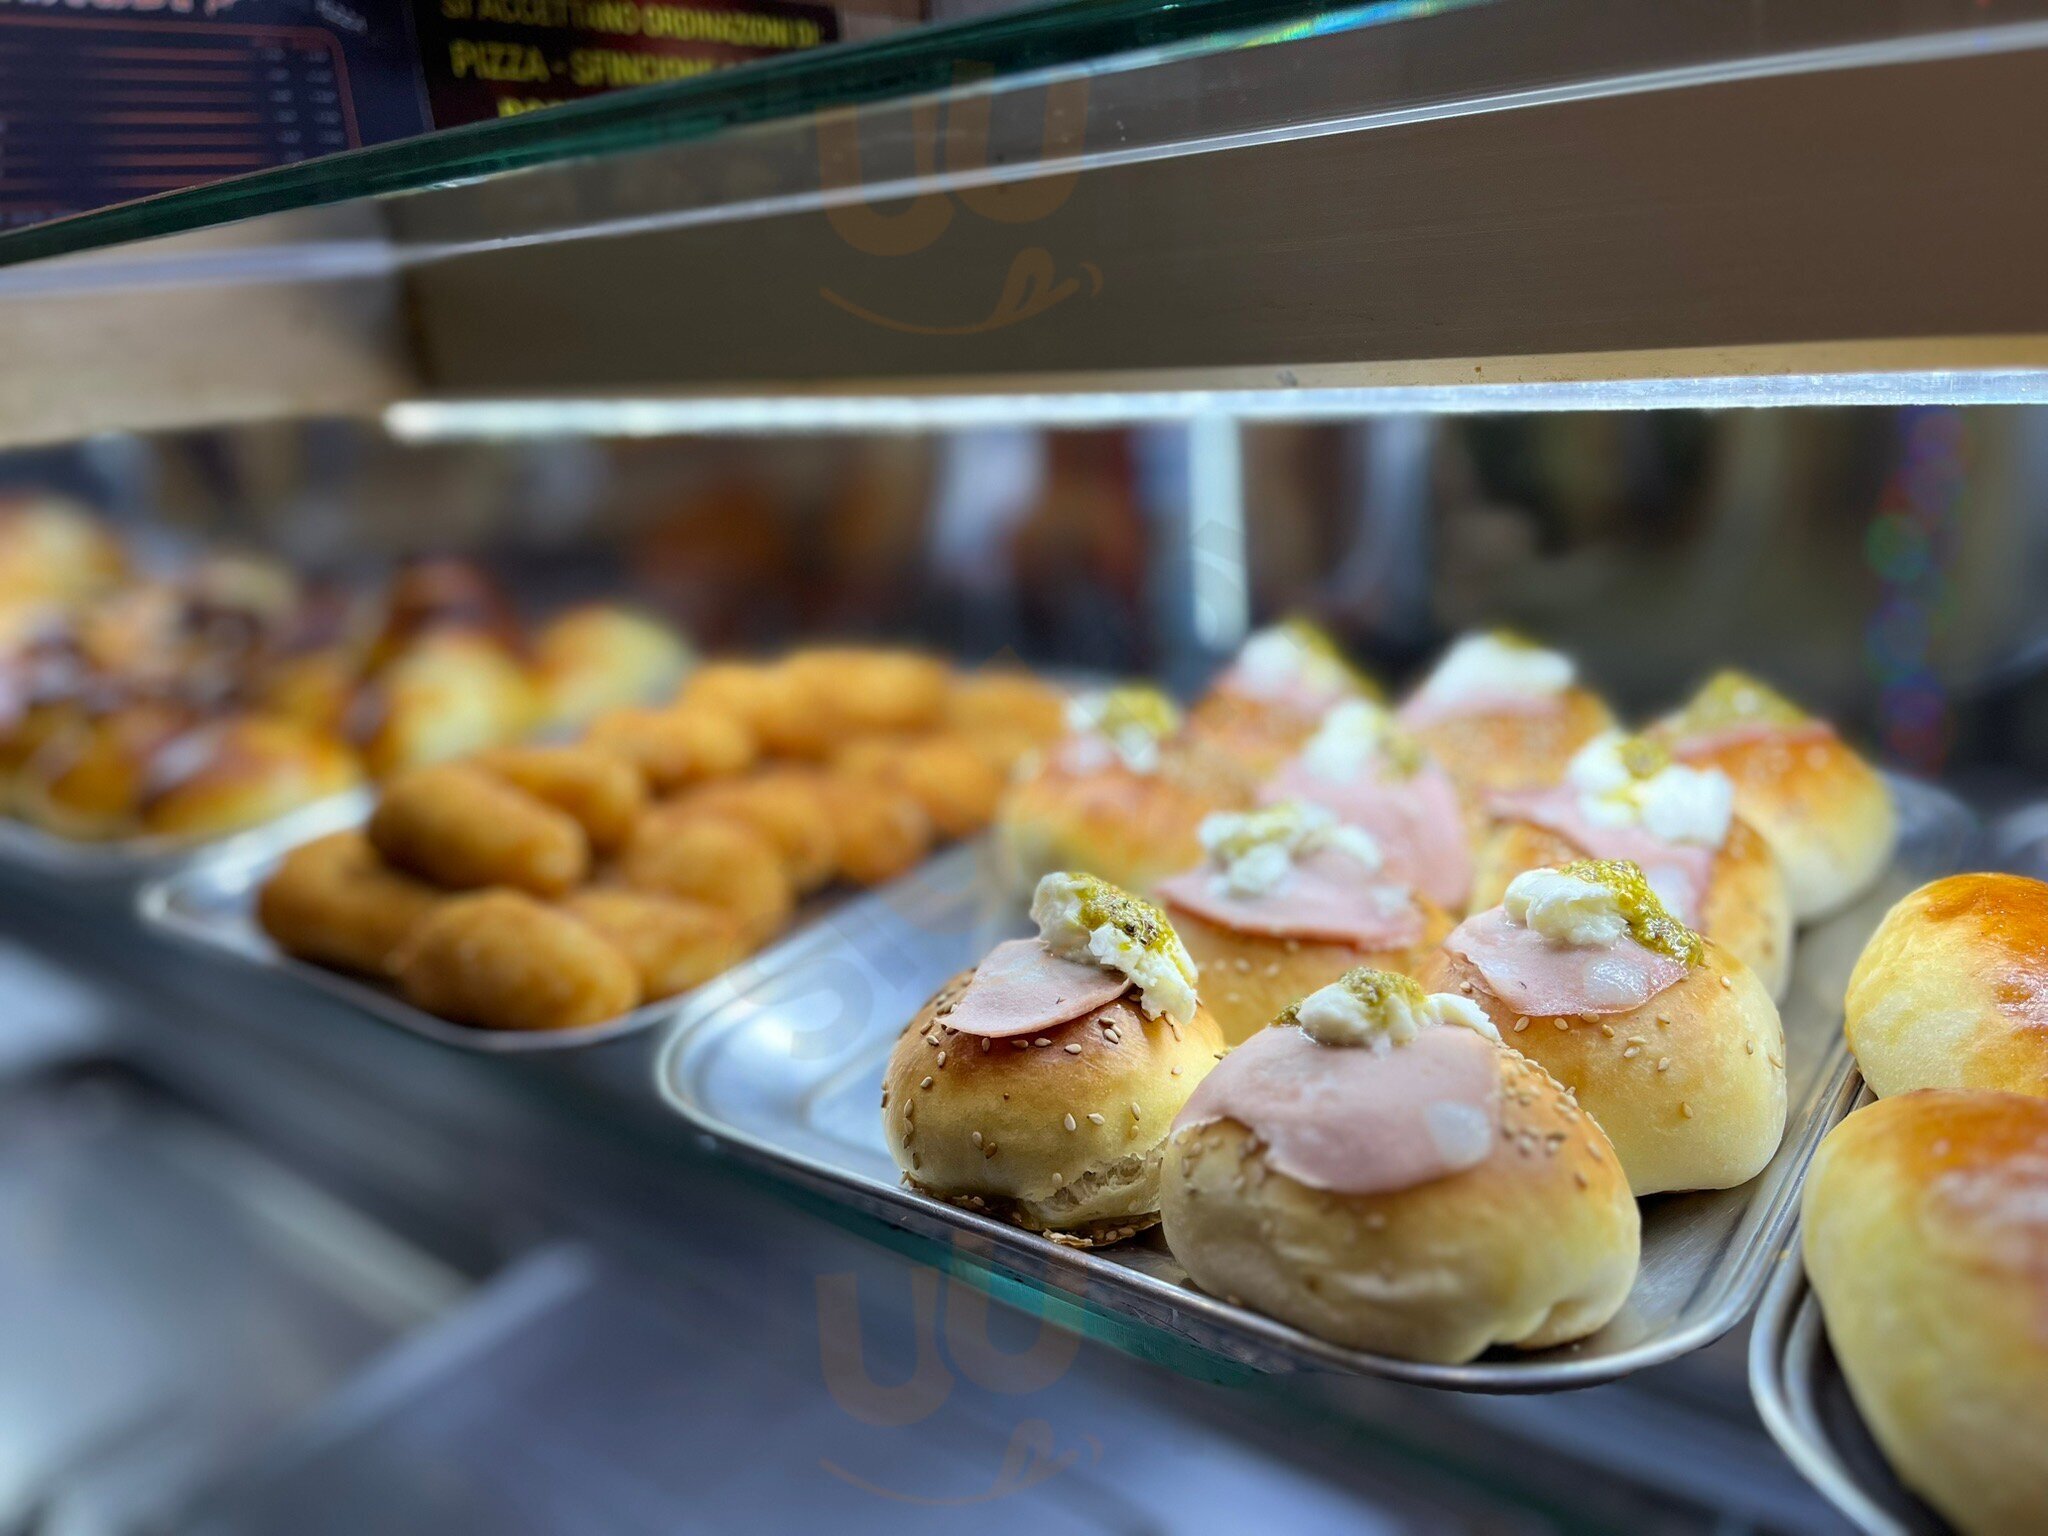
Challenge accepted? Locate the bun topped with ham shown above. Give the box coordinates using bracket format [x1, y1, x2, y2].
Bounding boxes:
[1159, 967, 1639, 1364]
[1396, 632, 1615, 799]
[1260, 698, 1476, 911]
[881, 873, 1227, 1244]
[1648, 669, 1894, 922]
[995, 685, 1253, 897]
[1154, 799, 1451, 1045]
[1415, 860, 1786, 1195]
[1473, 730, 1793, 1000]
[1186, 618, 1379, 777]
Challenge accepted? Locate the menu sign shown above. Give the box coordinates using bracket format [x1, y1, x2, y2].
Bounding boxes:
[414, 0, 837, 122]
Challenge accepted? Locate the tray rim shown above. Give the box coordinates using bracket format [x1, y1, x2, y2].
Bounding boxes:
[135, 824, 984, 1056]
[0, 788, 373, 883]
[650, 773, 1972, 1393]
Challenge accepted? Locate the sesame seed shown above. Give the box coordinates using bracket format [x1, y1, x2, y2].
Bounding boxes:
[1130, 1101, 1142, 1119]
[936, 1050, 948, 1067]
[1744, 1039, 1756, 1054]
[911, 1153, 921, 1169]
[1719, 976, 1732, 990]
[1104, 1027, 1121, 1044]
[971, 1131, 983, 1148]
[879, 1090, 889, 1107]
[1627, 1036, 1646, 1046]
[1170, 1065, 1182, 1076]
[1655, 1016, 1670, 1029]
[1235, 958, 1252, 972]
[1460, 982, 1474, 994]
[1622, 1046, 1640, 1059]
[1087, 1112, 1106, 1125]
[1513, 1018, 1530, 1033]
[1656, 1057, 1671, 1072]
[1587, 1142, 1602, 1161]
[1599, 1023, 1616, 1038]
[1011, 1040, 1029, 1051]
[1680, 1101, 1694, 1119]
[984, 1142, 999, 1157]
[1064, 1043, 1082, 1055]
[1051, 1171, 1064, 1186]
[1365, 1212, 1386, 1229]
[1574, 1171, 1589, 1188]
[1034, 1037, 1051, 1047]
[980, 1038, 991, 1052]
[920, 1075, 934, 1089]
[1553, 1019, 1569, 1031]
[1263, 962, 1281, 977]
[1063, 1114, 1077, 1131]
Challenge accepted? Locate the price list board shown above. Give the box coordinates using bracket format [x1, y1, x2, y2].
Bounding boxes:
[0, 1, 431, 229]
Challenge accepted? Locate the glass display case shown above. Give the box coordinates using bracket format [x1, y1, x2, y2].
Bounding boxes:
[3, 2, 2045, 1530]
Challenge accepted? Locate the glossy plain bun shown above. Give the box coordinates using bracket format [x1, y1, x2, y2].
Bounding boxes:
[1804, 1091, 2048, 1536]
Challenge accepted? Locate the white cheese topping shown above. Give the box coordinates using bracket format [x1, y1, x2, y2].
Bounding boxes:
[1065, 686, 1180, 776]
[1233, 623, 1355, 701]
[1411, 632, 1573, 712]
[1030, 872, 1198, 1027]
[1294, 970, 1502, 1051]
[1566, 731, 1735, 847]
[1197, 800, 1383, 897]
[1299, 698, 1393, 781]
[1503, 867, 1628, 947]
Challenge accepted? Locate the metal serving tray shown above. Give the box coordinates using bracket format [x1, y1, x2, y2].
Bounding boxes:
[0, 790, 371, 885]
[135, 827, 924, 1054]
[655, 777, 1974, 1391]
[1750, 1231, 1946, 1535]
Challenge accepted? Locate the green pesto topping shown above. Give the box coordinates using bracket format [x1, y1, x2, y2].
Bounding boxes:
[1274, 966, 1423, 1029]
[1613, 733, 1671, 780]
[1673, 670, 1810, 735]
[1059, 872, 1176, 953]
[1557, 858, 1704, 966]
[1092, 685, 1182, 741]
[1278, 616, 1384, 699]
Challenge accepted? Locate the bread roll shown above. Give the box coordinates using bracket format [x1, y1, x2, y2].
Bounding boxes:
[472, 744, 646, 854]
[15, 700, 195, 840]
[1415, 864, 1787, 1195]
[354, 631, 535, 777]
[1649, 670, 1894, 921]
[527, 605, 690, 727]
[368, 762, 589, 896]
[257, 830, 443, 977]
[1846, 873, 2048, 1099]
[563, 889, 746, 999]
[1804, 1091, 2048, 1536]
[140, 715, 362, 840]
[1160, 977, 1638, 1363]
[395, 889, 640, 1031]
[1470, 815, 1793, 1003]
[1404, 687, 1614, 800]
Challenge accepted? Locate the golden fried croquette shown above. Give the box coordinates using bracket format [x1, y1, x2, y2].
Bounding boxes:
[355, 631, 535, 778]
[785, 647, 951, 736]
[677, 661, 778, 729]
[141, 715, 363, 840]
[563, 889, 748, 999]
[472, 744, 646, 854]
[663, 769, 838, 893]
[257, 831, 444, 978]
[528, 605, 692, 728]
[585, 703, 755, 791]
[368, 762, 588, 896]
[944, 670, 1067, 746]
[835, 733, 1004, 839]
[742, 662, 839, 760]
[619, 810, 794, 945]
[394, 889, 641, 1032]
[815, 774, 934, 886]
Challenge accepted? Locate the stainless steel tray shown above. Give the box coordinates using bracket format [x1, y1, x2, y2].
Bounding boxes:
[135, 825, 929, 1054]
[0, 790, 371, 884]
[655, 777, 1975, 1391]
[1751, 1226, 1947, 1536]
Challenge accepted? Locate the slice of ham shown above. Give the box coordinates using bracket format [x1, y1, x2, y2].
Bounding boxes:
[1664, 718, 1835, 761]
[1396, 689, 1564, 730]
[940, 938, 1132, 1039]
[1264, 755, 1472, 910]
[1446, 905, 1687, 1018]
[1155, 845, 1425, 949]
[1489, 786, 1716, 924]
[1175, 1024, 1501, 1196]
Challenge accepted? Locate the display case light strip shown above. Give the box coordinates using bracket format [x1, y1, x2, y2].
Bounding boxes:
[386, 373, 2048, 439]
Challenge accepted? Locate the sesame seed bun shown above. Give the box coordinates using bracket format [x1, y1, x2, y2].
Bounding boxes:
[1159, 1043, 1638, 1364]
[1846, 874, 2048, 1099]
[1414, 937, 1786, 1195]
[1803, 1091, 2048, 1536]
[1162, 898, 1455, 1046]
[1403, 686, 1615, 800]
[881, 971, 1227, 1245]
[1658, 726, 1894, 922]
[1469, 815, 1793, 1002]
